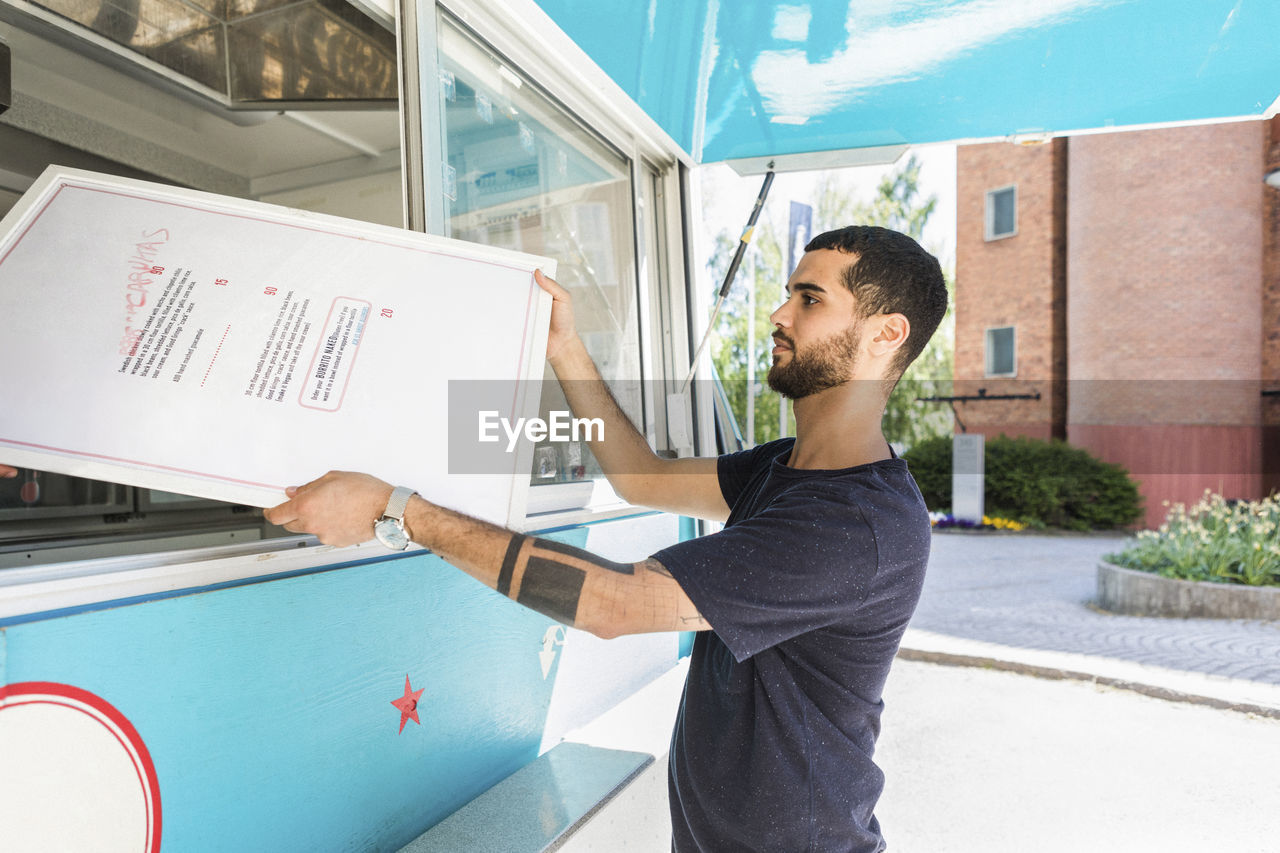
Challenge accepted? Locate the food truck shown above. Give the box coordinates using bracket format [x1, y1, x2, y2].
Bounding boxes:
[0, 1, 1274, 849]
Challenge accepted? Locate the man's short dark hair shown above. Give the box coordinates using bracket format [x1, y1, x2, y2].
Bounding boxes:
[805, 225, 947, 377]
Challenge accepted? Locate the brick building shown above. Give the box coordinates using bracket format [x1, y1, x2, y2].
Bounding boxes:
[956, 118, 1280, 528]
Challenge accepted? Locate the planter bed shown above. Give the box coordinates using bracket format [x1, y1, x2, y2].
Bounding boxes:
[1097, 561, 1280, 620]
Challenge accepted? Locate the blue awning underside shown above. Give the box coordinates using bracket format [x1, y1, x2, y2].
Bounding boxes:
[533, 0, 1280, 164]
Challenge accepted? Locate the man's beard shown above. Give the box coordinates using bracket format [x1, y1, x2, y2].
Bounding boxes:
[766, 323, 861, 400]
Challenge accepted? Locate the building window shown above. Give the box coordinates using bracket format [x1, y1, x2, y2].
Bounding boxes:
[438, 15, 643, 511]
[985, 326, 1017, 377]
[984, 185, 1017, 241]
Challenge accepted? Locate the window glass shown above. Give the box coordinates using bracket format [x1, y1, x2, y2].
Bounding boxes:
[437, 16, 642, 507]
[0, 472, 130, 521]
[985, 325, 1016, 376]
[985, 186, 1017, 240]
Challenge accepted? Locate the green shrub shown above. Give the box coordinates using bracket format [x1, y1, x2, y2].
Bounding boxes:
[1108, 492, 1280, 587]
[902, 434, 1143, 530]
[900, 434, 952, 509]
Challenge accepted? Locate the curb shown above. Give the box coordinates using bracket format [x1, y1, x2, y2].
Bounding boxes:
[895, 646, 1280, 720]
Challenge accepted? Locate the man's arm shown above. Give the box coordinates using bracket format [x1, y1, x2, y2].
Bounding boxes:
[536, 271, 729, 522]
[264, 472, 710, 639]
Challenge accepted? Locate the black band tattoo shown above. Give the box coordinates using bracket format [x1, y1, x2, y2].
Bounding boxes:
[531, 538, 635, 574]
[496, 534, 527, 596]
[516, 556, 587, 625]
[496, 537, 641, 626]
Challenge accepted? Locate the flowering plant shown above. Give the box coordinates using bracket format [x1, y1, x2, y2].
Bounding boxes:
[929, 512, 1027, 532]
[1109, 491, 1280, 587]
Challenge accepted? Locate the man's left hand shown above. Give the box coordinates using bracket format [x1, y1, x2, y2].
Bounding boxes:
[264, 471, 394, 547]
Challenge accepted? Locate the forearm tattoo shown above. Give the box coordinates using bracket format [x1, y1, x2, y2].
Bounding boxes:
[496, 534, 636, 625]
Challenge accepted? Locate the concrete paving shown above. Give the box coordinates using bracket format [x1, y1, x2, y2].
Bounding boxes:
[876, 659, 1280, 853]
[903, 531, 1280, 713]
[562, 657, 1280, 853]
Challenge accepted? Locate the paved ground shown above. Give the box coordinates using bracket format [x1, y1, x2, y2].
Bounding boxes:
[875, 660, 1280, 853]
[563, 658, 1280, 853]
[908, 532, 1280, 690]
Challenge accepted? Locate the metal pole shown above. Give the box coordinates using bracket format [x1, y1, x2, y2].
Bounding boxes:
[680, 167, 775, 394]
[779, 243, 789, 438]
[746, 247, 756, 447]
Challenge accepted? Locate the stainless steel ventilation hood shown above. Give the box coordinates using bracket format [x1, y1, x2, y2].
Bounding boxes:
[2, 0, 396, 109]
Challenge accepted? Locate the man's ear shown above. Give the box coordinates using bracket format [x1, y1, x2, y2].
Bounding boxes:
[867, 313, 910, 358]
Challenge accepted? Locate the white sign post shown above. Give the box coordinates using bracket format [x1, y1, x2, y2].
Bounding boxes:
[952, 433, 985, 524]
[0, 167, 554, 528]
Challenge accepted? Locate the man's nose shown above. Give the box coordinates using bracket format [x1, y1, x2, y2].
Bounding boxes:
[769, 299, 790, 328]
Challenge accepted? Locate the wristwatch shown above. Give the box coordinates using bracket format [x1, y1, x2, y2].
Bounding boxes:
[374, 486, 417, 551]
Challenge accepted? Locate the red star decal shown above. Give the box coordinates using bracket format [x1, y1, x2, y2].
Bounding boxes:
[390, 675, 425, 734]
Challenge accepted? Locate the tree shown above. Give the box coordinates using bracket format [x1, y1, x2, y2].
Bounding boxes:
[706, 156, 955, 450]
[706, 218, 793, 447]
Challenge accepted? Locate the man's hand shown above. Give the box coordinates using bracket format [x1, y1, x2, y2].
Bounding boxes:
[534, 269, 578, 363]
[531, 271, 727, 521]
[0, 465, 17, 478]
[264, 471, 394, 547]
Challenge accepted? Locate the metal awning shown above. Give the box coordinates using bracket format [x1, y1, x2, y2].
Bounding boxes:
[532, 0, 1280, 171]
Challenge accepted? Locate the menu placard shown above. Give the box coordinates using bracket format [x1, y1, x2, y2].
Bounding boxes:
[0, 167, 553, 528]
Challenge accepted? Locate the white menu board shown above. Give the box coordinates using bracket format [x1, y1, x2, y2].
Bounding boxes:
[0, 167, 553, 528]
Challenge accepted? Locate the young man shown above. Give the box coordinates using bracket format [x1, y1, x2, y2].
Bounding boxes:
[264, 225, 948, 851]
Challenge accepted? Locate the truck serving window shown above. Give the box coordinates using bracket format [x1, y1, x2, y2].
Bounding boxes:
[437, 14, 645, 514]
[0, 13, 404, 568]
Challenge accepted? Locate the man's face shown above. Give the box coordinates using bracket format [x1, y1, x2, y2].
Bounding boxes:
[766, 250, 864, 400]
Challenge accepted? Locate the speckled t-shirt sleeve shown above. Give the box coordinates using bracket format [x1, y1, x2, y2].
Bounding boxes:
[715, 440, 783, 508]
[654, 483, 879, 662]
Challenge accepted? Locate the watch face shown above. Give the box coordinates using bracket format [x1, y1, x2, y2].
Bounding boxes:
[374, 518, 409, 551]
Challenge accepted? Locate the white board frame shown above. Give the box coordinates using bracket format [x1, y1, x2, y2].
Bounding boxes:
[0, 166, 554, 530]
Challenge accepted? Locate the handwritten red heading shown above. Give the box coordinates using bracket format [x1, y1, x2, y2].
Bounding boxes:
[119, 229, 169, 356]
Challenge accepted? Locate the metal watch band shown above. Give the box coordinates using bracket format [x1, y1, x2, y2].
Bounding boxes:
[383, 486, 416, 521]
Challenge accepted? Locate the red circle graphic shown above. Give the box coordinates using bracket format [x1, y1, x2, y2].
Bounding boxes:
[0, 681, 162, 852]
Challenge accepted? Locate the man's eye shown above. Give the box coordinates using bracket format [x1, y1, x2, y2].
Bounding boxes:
[803, 296, 818, 305]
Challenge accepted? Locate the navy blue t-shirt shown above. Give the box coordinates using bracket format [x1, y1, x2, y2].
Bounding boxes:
[653, 437, 931, 852]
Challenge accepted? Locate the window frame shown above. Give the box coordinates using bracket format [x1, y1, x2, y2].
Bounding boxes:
[984, 184, 1018, 241]
[984, 325, 1018, 378]
[434, 11, 642, 511]
[424, 2, 700, 520]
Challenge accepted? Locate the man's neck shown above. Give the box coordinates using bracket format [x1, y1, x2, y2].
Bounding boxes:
[785, 382, 890, 470]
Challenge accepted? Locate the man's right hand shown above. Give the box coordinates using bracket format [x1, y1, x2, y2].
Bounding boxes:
[1, 465, 18, 478]
[534, 269, 578, 364]
[529, 270, 728, 522]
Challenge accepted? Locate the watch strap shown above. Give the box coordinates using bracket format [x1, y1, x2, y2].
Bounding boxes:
[383, 486, 416, 521]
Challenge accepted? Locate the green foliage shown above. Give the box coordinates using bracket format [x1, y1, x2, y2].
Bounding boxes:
[1108, 492, 1280, 587]
[813, 157, 955, 449]
[899, 433, 952, 509]
[814, 157, 935, 242]
[902, 434, 1144, 530]
[706, 227, 792, 445]
[706, 156, 955, 448]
